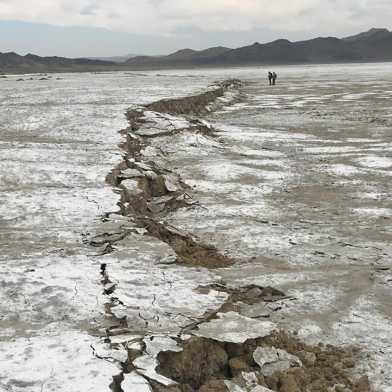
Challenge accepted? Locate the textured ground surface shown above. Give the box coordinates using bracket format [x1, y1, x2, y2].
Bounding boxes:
[0, 64, 391, 391]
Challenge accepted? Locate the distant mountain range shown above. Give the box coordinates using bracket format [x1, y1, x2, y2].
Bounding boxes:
[125, 28, 392, 67]
[1, 28, 392, 73]
[0, 52, 115, 73]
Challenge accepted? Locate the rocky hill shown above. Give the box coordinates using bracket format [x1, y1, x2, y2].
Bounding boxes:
[0, 52, 115, 73]
[126, 28, 392, 67]
[125, 46, 232, 67]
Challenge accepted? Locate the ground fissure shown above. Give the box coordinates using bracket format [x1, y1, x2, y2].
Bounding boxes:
[89, 79, 373, 392]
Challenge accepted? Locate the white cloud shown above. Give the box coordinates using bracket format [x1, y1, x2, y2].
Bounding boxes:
[0, 0, 391, 36]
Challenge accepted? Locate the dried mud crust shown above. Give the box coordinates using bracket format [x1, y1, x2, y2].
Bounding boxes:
[152, 332, 371, 392]
[102, 79, 242, 268]
[95, 80, 372, 392]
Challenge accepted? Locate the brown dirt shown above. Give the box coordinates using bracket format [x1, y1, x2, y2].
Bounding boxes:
[152, 332, 371, 392]
[142, 219, 233, 268]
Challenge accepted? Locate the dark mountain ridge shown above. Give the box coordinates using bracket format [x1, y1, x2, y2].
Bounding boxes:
[0, 52, 115, 73]
[1, 28, 391, 73]
[125, 28, 392, 67]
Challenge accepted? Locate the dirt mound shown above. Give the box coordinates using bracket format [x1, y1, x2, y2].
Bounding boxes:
[144, 79, 242, 116]
[152, 332, 371, 392]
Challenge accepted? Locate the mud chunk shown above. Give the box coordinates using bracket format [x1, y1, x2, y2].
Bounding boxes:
[163, 174, 181, 192]
[121, 179, 143, 199]
[157, 337, 228, 389]
[199, 379, 228, 392]
[253, 347, 302, 377]
[353, 376, 371, 392]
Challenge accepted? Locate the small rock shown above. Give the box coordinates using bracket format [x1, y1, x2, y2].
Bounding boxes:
[241, 372, 259, 388]
[253, 346, 302, 377]
[163, 174, 181, 192]
[121, 179, 143, 199]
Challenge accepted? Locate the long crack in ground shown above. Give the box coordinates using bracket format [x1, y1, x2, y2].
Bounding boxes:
[89, 79, 373, 392]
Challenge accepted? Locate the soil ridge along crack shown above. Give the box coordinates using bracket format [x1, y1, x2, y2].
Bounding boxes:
[89, 79, 372, 392]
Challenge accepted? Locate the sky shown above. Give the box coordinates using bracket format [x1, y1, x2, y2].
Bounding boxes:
[0, 0, 391, 57]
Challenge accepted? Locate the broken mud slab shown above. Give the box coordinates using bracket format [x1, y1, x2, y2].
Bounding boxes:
[151, 331, 371, 392]
[197, 283, 288, 305]
[191, 283, 293, 324]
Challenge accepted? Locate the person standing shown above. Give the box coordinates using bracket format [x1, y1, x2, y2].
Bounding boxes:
[268, 72, 273, 86]
[272, 72, 277, 85]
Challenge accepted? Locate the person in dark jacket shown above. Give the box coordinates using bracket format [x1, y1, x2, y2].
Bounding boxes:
[268, 72, 273, 85]
[272, 72, 277, 85]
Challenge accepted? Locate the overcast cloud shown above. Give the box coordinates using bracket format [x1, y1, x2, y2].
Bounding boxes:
[0, 0, 391, 56]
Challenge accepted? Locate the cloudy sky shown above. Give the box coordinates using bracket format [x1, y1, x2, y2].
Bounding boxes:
[0, 0, 391, 57]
